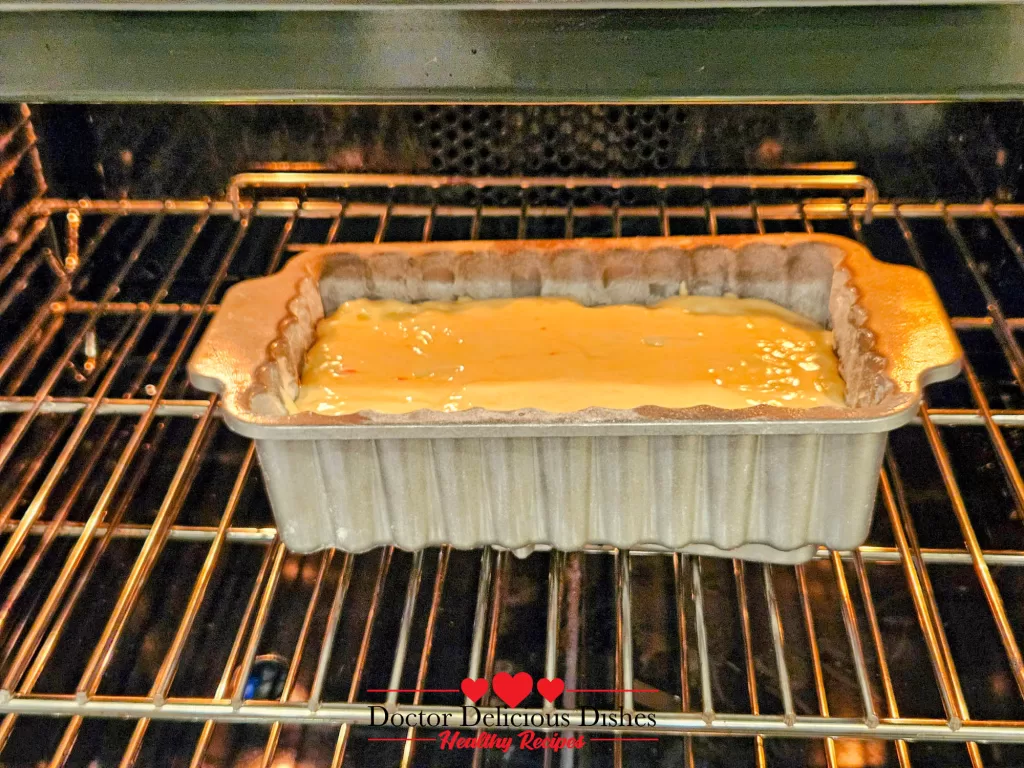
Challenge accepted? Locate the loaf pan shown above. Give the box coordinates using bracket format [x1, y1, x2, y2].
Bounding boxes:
[188, 234, 961, 564]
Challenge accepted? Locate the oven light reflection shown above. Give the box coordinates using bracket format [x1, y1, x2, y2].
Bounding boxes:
[812, 739, 887, 768]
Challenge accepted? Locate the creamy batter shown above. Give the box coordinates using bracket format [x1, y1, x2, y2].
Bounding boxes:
[292, 296, 846, 415]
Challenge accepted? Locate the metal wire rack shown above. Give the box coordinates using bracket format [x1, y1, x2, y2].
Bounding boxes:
[4, 112, 1024, 766]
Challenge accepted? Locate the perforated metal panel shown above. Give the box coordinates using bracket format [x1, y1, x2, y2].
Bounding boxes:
[30, 104, 1024, 204]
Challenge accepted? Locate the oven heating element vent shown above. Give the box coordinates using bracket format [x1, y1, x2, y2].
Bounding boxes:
[3, 107, 1024, 766]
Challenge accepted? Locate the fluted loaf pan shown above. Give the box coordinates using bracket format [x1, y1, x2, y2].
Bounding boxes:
[188, 234, 961, 563]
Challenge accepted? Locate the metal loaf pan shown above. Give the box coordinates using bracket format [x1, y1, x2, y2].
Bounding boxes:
[188, 234, 961, 564]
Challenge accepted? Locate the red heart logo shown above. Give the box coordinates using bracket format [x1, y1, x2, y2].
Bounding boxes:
[536, 677, 564, 703]
[460, 677, 488, 703]
[491, 671, 533, 708]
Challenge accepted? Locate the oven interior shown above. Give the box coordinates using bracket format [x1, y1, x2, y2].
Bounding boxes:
[0, 102, 1024, 767]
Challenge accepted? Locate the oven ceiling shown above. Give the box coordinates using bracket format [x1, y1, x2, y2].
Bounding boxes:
[0, 6, 1023, 102]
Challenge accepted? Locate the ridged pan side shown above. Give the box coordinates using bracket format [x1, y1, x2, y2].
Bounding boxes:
[255, 431, 885, 564]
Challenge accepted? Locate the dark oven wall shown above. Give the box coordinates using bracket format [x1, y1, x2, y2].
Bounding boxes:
[28, 103, 1024, 204]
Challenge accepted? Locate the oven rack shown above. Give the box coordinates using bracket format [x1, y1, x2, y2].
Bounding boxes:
[3, 165, 1024, 765]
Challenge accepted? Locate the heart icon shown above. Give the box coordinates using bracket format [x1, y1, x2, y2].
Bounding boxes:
[536, 677, 565, 703]
[491, 671, 533, 708]
[461, 677, 488, 703]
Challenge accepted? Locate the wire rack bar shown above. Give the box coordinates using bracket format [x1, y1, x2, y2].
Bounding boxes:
[734, 560, 767, 767]
[330, 547, 393, 768]
[18, 196, 1024, 223]
[795, 563, 838, 768]
[762, 565, 795, 727]
[6, 517, 1024, 569]
[399, 546, 450, 768]
[223, 171, 881, 211]
[852, 551, 913, 767]
[690, 557, 714, 725]
[5, 695, 1024, 742]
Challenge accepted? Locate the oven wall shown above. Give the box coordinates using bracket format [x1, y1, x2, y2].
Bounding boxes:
[28, 103, 1024, 203]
